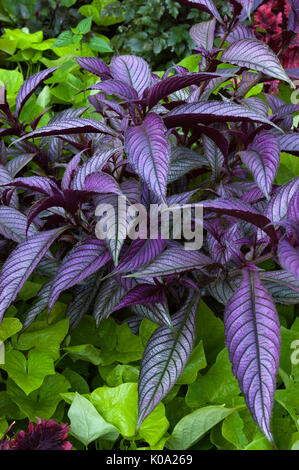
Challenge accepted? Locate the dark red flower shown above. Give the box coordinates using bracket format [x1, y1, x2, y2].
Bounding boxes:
[10, 418, 72, 451]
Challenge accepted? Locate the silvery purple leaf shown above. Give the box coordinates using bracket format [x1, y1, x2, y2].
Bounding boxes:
[286, 67, 299, 79]
[6, 153, 35, 177]
[242, 96, 269, 117]
[224, 268, 280, 443]
[66, 273, 101, 331]
[22, 281, 52, 331]
[121, 179, 141, 204]
[125, 113, 170, 202]
[71, 145, 118, 190]
[287, 192, 299, 222]
[168, 145, 208, 183]
[221, 39, 294, 86]
[164, 100, 278, 129]
[5, 175, 58, 196]
[259, 270, 299, 304]
[278, 239, 299, 281]
[200, 70, 238, 100]
[47, 107, 88, 125]
[238, 131, 280, 199]
[176, 0, 223, 23]
[113, 283, 164, 311]
[0, 165, 18, 208]
[279, 133, 299, 156]
[288, 0, 299, 33]
[226, 23, 256, 43]
[190, 19, 216, 50]
[128, 246, 212, 278]
[112, 238, 165, 276]
[88, 79, 139, 101]
[0, 206, 37, 243]
[266, 177, 299, 223]
[49, 238, 111, 310]
[110, 55, 151, 97]
[208, 276, 239, 304]
[93, 277, 126, 326]
[75, 57, 112, 79]
[15, 67, 58, 116]
[137, 292, 200, 427]
[235, 0, 254, 16]
[0, 226, 68, 322]
[235, 71, 261, 98]
[202, 134, 224, 178]
[61, 152, 82, 190]
[202, 198, 277, 242]
[84, 171, 122, 195]
[144, 72, 221, 109]
[132, 302, 173, 329]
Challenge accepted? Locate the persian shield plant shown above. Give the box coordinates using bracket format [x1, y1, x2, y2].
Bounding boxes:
[1, 0, 299, 446]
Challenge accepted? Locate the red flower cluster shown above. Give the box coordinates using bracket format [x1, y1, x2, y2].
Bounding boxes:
[0, 418, 72, 450]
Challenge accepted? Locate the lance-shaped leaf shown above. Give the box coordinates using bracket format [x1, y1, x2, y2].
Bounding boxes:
[266, 177, 299, 223]
[76, 57, 112, 79]
[6, 153, 35, 177]
[190, 19, 216, 50]
[49, 238, 111, 310]
[221, 39, 294, 86]
[22, 281, 52, 331]
[176, 0, 223, 23]
[128, 246, 212, 278]
[88, 79, 138, 101]
[278, 239, 299, 281]
[0, 206, 38, 243]
[0, 165, 18, 208]
[72, 145, 118, 190]
[4, 175, 58, 196]
[202, 198, 277, 243]
[259, 270, 299, 304]
[93, 277, 126, 326]
[137, 292, 200, 427]
[132, 302, 173, 329]
[110, 55, 151, 97]
[113, 283, 164, 311]
[61, 153, 82, 190]
[202, 134, 224, 178]
[15, 67, 58, 116]
[15, 118, 117, 143]
[125, 113, 170, 203]
[84, 171, 121, 195]
[224, 269, 280, 443]
[279, 133, 299, 156]
[112, 238, 166, 275]
[164, 100, 279, 129]
[0, 226, 69, 322]
[168, 145, 208, 183]
[144, 72, 221, 109]
[226, 23, 255, 43]
[238, 131, 280, 199]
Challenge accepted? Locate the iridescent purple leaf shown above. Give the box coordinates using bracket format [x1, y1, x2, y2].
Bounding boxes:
[110, 55, 151, 97]
[288, 0, 299, 33]
[266, 177, 299, 223]
[202, 134, 224, 178]
[224, 268, 280, 443]
[88, 79, 139, 101]
[0, 206, 37, 243]
[66, 274, 101, 331]
[128, 246, 212, 278]
[278, 239, 299, 281]
[15, 67, 58, 116]
[168, 145, 208, 183]
[176, 0, 223, 23]
[75, 57, 112, 79]
[113, 283, 164, 311]
[221, 39, 294, 86]
[22, 281, 52, 330]
[132, 302, 173, 329]
[112, 238, 166, 275]
[6, 153, 35, 177]
[137, 292, 200, 427]
[93, 277, 126, 326]
[190, 19, 216, 50]
[0, 226, 69, 322]
[259, 270, 299, 304]
[226, 23, 256, 43]
[5, 175, 58, 196]
[238, 131, 280, 199]
[279, 133, 299, 156]
[61, 152, 82, 190]
[125, 113, 170, 202]
[0, 165, 18, 208]
[287, 192, 299, 222]
[84, 171, 121, 195]
[49, 238, 111, 310]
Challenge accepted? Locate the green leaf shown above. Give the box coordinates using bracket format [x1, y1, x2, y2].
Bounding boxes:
[64, 344, 102, 366]
[186, 349, 240, 407]
[62, 368, 90, 394]
[138, 403, 169, 447]
[0, 318, 22, 342]
[1, 350, 55, 395]
[53, 31, 74, 48]
[177, 341, 206, 385]
[195, 300, 224, 363]
[98, 364, 139, 387]
[99, 323, 143, 365]
[12, 319, 69, 360]
[61, 0, 77, 6]
[18, 281, 42, 301]
[77, 17, 93, 35]
[275, 380, 299, 426]
[221, 411, 248, 449]
[166, 406, 236, 450]
[88, 36, 113, 53]
[68, 393, 119, 446]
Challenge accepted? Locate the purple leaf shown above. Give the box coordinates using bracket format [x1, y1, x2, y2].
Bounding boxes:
[164, 100, 278, 129]
[128, 246, 212, 278]
[221, 39, 294, 86]
[202, 198, 277, 243]
[235, 71, 262, 98]
[266, 177, 299, 223]
[0, 226, 69, 322]
[5, 175, 58, 196]
[168, 145, 208, 183]
[49, 238, 111, 310]
[176, 0, 223, 23]
[144, 72, 221, 109]
[279, 133, 299, 156]
[84, 171, 121, 195]
[15, 67, 58, 116]
[66, 274, 100, 331]
[259, 270, 299, 304]
[288, 0, 299, 33]
[288, 192, 299, 222]
[61, 152, 82, 190]
[278, 239, 299, 281]
[0, 206, 37, 243]
[75, 57, 112, 79]
[224, 268, 280, 443]
[110, 55, 152, 97]
[226, 23, 256, 43]
[190, 19, 216, 50]
[0, 165, 18, 209]
[235, 0, 254, 16]
[238, 131, 280, 199]
[22, 281, 52, 330]
[87, 79, 139, 101]
[137, 292, 200, 427]
[132, 302, 173, 328]
[93, 277, 126, 326]
[125, 113, 170, 202]
[202, 134, 224, 177]
[6, 153, 35, 177]
[113, 283, 164, 311]
[286, 67, 299, 79]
